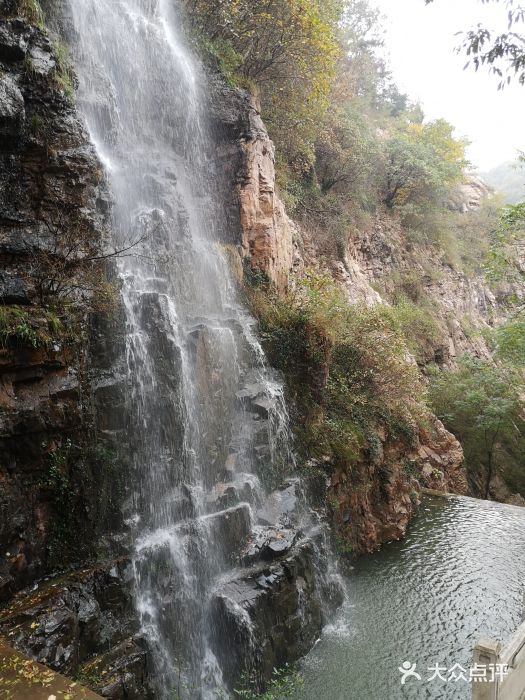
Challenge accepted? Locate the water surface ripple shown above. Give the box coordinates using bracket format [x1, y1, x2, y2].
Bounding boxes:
[297, 496, 525, 699]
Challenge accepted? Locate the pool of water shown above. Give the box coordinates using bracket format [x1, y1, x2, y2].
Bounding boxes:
[297, 496, 525, 699]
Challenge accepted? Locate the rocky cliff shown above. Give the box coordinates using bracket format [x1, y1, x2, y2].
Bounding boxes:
[0, 5, 503, 698]
[0, 13, 112, 598]
[212, 82, 302, 291]
[0, 8, 149, 696]
[212, 86, 473, 552]
[213, 89, 498, 367]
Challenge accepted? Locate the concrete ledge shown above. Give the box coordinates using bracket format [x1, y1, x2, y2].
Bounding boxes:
[472, 620, 525, 700]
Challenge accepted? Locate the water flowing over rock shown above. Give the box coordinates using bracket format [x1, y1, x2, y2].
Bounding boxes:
[56, 1, 340, 696]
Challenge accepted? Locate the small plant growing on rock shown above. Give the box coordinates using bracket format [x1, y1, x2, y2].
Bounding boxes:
[30, 113, 44, 134]
[0, 307, 41, 348]
[19, 0, 44, 27]
[234, 664, 304, 699]
[0, 306, 69, 349]
[52, 39, 76, 100]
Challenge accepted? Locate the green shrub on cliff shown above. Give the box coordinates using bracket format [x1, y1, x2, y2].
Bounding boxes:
[484, 202, 525, 285]
[234, 664, 304, 699]
[52, 39, 75, 99]
[19, 0, 44, 27]
[184, 0, 341, 166]
[0, 306, 62, 348]
[247, 270, 424, 470]
[429, 356, 525, 498]
[489, 311, 525, 365]
[378, 296, 444, 365]
[383, 120, 468, 219]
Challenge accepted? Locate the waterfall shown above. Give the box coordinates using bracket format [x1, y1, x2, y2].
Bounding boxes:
[65, 1, 339, 697]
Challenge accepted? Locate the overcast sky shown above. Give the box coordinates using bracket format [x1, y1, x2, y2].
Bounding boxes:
[371, 0, 525, 170]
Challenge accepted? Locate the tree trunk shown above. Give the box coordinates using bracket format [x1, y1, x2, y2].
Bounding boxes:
[484, 450, 493, 500]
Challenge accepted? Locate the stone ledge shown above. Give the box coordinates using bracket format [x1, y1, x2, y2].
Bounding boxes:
[0, 638, 103, 699]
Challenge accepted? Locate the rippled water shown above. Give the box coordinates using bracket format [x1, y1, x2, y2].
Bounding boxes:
[296, 496, 525, 700]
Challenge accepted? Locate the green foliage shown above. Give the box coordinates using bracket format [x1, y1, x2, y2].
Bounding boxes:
[0, 306, 73, 349]
[483, 202, 525, 285]
[487, 310, 525, 364]
[248, 270, 424, 474]
[19, 0, 45, 27]
[0, 307, 43, 348]
[383, 120, 467, 219]
[30, 113, 44, 134]
[46, 310, 62, 335]
[378, 296, 444, 364]
[429, 356, 525, 498]
[243, 257, 271, 289]
[196, 36, 243, 87]
[52, 39, 75, 99]
[184, 0, 341, 167]
[189, 0, 479, 272]
[446, 197, 501, 274]
[427, 0, 525, 88]
[315, 105, 380, 196]
[234, 665, 304, 699]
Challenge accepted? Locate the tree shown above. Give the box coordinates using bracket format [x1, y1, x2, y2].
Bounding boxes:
[429, 356, 525, 498]
[490, 311, 525, 363]
[484, 202, 525, 285]
[426, 0, 525, 87]
[382, 120, 467, 212]
[482, 202, 525, 372]
[314, 104, 380, 196]
[183, 0, 341, 167]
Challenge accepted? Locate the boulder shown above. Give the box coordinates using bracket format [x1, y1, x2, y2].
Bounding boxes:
[0, 22, 27, 61]
[210, 539, 324, 691]
[0, 561, 147, 696]
[257, 481, 298, 528]
[0, 271, 30, 304]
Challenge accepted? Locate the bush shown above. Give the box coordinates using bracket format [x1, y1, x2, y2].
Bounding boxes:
[234, 664, 304, 699]
[428, 356, 525, 498]
[183, 0, 340, 168]
[52, 39, 75, 99]
[0, 306, 64, 349]
[247, 270, 425, 471]
[19, 0, 44, 26]
[379, 296, 444, 364]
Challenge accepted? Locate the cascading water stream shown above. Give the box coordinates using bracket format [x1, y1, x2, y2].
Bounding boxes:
[65, 1, 339, 697]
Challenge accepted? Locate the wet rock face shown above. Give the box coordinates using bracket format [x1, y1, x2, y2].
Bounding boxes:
[0, 12, 126, 598]
[0, 73, 25, 139]
[210, 540, 325, 691]
[0, 560, 149, 699]
[205, 474, 342, 692]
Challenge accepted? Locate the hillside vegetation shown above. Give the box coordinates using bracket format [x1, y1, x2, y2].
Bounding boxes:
[187, 0, 525, 521]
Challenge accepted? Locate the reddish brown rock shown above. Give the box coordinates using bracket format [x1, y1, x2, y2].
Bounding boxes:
[328, 415, 466, 554]
[211, 84, 301, 291]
